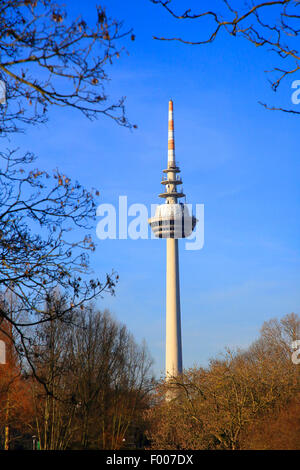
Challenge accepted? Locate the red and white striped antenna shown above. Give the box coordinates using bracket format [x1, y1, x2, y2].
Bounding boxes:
[168, 100, 175, 168]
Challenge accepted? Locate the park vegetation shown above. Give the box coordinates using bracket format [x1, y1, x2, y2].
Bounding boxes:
[0, 297, 154, 450]
[145, 313, 300, 450]
[0, 0, 299, 451]
[0, 311, 299, 449]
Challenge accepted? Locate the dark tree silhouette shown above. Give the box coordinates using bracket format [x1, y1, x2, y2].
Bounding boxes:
[0, 0, 129, 376]
[0, 0, 134, 136]
[0, 149, 118, 369]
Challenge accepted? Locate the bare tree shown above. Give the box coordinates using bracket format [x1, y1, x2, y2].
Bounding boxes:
[0, 301, 33, 450]
[0, 0, 135, 136]
[151, 0, 300, 114]
[68, 307, 153, 449]
[0, 0, 134, 401]
[29, 294, 80, 450]
[29, 303, 154, 450]
[146, 313, 300, 450]
[241, 392, 300, 449]
[0, 149, 118, 377]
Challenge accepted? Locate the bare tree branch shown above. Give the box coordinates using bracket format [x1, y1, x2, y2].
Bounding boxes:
[0, 0, 135, 136]
[151, 0, 300, 114]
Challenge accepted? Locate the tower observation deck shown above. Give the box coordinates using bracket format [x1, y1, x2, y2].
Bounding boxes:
[148, 100, 197, 382]
[149, 101, 197, 239]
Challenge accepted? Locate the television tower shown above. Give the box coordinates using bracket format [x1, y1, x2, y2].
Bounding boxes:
[149, 100, 197, 380]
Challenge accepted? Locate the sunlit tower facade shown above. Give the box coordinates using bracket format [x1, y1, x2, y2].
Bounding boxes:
[148, 101, 197, 380]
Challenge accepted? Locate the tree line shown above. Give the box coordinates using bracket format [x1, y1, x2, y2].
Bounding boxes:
[0, 294, 154, 450]
[0, 310, 299, 449]
[146, 313, 300, 450]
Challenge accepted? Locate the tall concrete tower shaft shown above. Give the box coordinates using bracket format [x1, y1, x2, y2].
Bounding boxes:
[166, 234, 182, 376]
[149, 101, 196, 380]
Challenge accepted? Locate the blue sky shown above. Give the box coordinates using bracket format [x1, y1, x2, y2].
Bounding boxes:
[9, 0, 300, 377]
